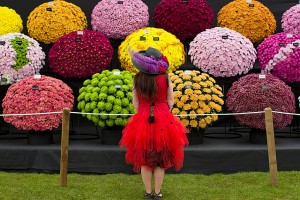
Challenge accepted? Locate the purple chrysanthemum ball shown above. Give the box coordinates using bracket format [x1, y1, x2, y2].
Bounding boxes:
[153, 0, 214, 41]
[189, 27, 256, 77]
[48, 30, 113, 78]
[282, 4, 300, 35]
[258, 32, 300, 82]
[226, 73, 295, 130]
[91, 0, 149, 39]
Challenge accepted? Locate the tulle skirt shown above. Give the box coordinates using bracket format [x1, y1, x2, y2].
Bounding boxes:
[119, 106, 189, 172]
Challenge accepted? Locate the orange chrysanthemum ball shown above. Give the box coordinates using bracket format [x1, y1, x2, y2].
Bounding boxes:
[27, 0, 87, 44]
[217, 0, 276, 43]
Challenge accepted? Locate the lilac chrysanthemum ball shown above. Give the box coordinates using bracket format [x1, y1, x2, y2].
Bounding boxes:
[282, 4, 300, 35]
[91, 0, 149, 39]
[0, 33, 45, 85]
[258, 32, 300, 82]
[226, 73, 295, 130]
[189, 27, 256, 77]
[153, 0, 214, 41]
[48, 30, 113, 78]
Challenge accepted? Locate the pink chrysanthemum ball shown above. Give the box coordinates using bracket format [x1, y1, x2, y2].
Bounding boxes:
[2, 75, 74, 131]
[282, 4, 300, 35]
[91, 0, 149, 39]
[189, 27, 256, 77]
[258, 32, 300, 83]
[48, 30, 113, 78]
[217, 0, 276, 43]
[153, 0, 214, 41]
[226, 73, 295, 130]
[27, 0, 87, 44]
[0, 33, 45, 85]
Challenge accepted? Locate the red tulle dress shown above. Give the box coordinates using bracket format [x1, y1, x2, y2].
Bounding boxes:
[119, 75, 189, 172]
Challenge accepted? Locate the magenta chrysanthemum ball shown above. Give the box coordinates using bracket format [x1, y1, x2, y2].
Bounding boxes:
[0, 33, 45, 85]
[153, 0, 214, 41]
[257, 32, 300, 82]
[2, 75, 74, 131]
[91, 0, 149, 39]
[48, 30, 113, 78]
[189, 27, 256, 77]
[226, 73, 295, 130]
[282, 4, 300, 35]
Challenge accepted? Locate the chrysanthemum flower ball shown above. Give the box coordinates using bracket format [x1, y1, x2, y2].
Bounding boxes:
[118, 27, 185, 73]
[0, 6, 23, 36]
[189, 27, 256, 77]
[153, 0, 214, 41]
[226, 73, 295, 130]
[2, 75, 74, 131]
[91, 0, 149, 39]
[48, 30, 113, 78]
[217, 0, 276, 43]
[257, 32, 300, 82]
[282, 4, 300, 35]
[27, 0, 87, 44]
[0, 33, 45, 85]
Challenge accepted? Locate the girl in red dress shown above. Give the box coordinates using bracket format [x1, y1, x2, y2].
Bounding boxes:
[119, 47, 189, 199]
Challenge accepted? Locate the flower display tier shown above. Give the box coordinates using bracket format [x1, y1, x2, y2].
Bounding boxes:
[217, 0, 276, 43]
[226, 73, 295, 130]
[282, 4, 300, 35]
[0, 6, 23, 36]
[153, 0, 214, 41]
[170, 70, 224, 129]
[189, 27, 256, 77]
[2, 75, 74, 131]
[27, 0, 87, 44]
[77, 70, 136, 128]
[0, 33, 45, 85]
[118, 27, 185, 73]
[48, 30, 113, 78]
[257, 32, 300, 83]
[91, 0, 149, 39]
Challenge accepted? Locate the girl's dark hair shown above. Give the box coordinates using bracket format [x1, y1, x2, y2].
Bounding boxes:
[134, 72, 168, 99]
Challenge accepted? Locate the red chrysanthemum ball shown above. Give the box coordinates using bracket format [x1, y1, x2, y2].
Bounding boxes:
[226, 73, 295, 130]
[153, 0, 214, 41]
[257, 32, 300, 83]
[48, 30, 113, 78]
[2, 75, 74, 131]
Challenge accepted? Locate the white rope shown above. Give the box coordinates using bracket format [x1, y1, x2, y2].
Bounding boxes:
[0, 111, 62, 117]
[0, 110, 300, 117]
[272, 111, 300, 116]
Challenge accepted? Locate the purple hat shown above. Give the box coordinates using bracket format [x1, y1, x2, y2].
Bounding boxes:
[129, 47, 169, 74]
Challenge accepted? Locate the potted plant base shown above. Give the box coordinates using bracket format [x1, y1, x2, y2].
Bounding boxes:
[27, 130, 53, 145]
[249, 128, 267, 144]
[100, 126, 123, 145]
[187, 128, 204, 145]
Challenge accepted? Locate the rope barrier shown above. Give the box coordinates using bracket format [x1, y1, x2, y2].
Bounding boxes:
[0, 110, 300, 117]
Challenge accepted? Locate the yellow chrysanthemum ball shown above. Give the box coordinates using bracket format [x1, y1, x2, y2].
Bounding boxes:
[27, 0, 87, 44]
[0, 7, 23, 36]
[217, 0, 276, 43]
[170, 70, 224, 130]
[118, 27, 185, 73]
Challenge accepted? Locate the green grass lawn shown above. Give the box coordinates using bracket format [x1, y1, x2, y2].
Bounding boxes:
[0, 171, 300, 200]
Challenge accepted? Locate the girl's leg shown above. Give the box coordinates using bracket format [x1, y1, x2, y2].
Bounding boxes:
[153, 166, 165, 195]
[141, 166, 153, 194]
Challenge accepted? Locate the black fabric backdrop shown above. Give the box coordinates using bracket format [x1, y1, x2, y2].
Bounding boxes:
[0, 0, 299, 131]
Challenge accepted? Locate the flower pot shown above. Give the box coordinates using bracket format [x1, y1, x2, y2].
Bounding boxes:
[101, 127, 123, 145]
[249, 129, 266, 144]
[187, 128, 204, 145]
[27, 130, 53, 145]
